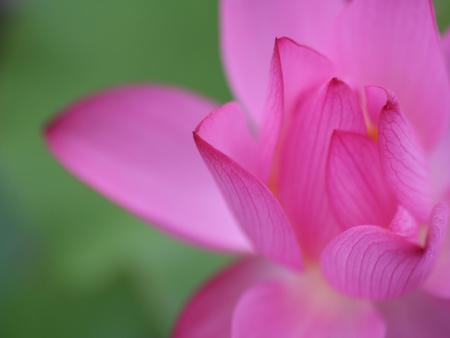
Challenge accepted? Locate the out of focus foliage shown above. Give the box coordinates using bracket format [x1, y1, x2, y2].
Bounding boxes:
[0, 1, 230, 337]
[0, 1, 448, 337]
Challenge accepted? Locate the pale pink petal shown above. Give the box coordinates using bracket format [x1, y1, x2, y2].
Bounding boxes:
[232, 278, 385, 338]
[220, 0, 346, 124]
[326, 131, 395, 229]
[195, 104, 302, 270]
[378, 291, 450, 338]
[45, 86, 250, 252]
[335, 0, 450, 148]
[173, 258, 279, 338]
[321, 203, 449, 300]
[259, 38, 335, 181]
[378, 98, 433, 222]
[279, 78, 366, 258]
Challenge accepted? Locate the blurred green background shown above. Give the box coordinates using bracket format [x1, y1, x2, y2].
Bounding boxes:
[0, 1, 449, 337]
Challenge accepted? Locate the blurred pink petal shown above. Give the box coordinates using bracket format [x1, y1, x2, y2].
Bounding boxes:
[279, 78, 366, 257]
[379, 291, 450, 338]
[442, 29, 450, 72]
[378, 98, 433, 222]
[173, 258, 279, 338]
[326, 131, 395, 229]
[45, 86, 251, 252]
[321, 203, 449, 300]
[195, 104, 302, 270]
[232, 278, 385, 338]
[220, 0, 346, 124]
[335, 0, 450, 148]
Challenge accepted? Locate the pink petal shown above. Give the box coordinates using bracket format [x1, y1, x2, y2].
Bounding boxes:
[321, 203, 449, 300]
[442, 29, 450, 73]
[326, 131, 395, 229]
[232, 278, 385, 338]
[389, 206, 419, 240]
[430, 124, 450, 201]
[423, 201, 450, 298]
[424, 236, 450, 298]
[279, 78, 366, 258]
[194, 102, 259, 175]
[378, 291, 450, 338]
[45, 85, 250, 252]
[195, 104, 302, 270]
[220, 0, 346, 124]
[364, 85, 388, 127]
[335, 0, 450, 148]
[378, 98, 433, 222]
[173, 258, 279, 338]
[259, 38, 335, 181]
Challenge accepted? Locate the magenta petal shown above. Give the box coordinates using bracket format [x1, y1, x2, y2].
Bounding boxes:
[45, 86, 251, 252]
[364, 86, 388, 127]
[259, 38, 335, 181]
[232, 279, 385, 338]
[193, 102, 259, 175]
[379, 291, 450, 338]
[279, 78, 366, 257]
[173, 258, 278, 338]
[378, 99, 433, 221]
[335, 0, 450, 148]
[195, 104, 302, 270]
[220, 0, 346, 124]
[268, 38, 335, 123]
[326, 131, 395, 229]
[321, 203, 449, 300]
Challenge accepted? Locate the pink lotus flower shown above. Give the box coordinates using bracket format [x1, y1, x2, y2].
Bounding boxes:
[45, 1, 450, 337]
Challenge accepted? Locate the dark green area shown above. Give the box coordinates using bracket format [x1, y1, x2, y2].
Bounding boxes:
[0, 1, 449, 337]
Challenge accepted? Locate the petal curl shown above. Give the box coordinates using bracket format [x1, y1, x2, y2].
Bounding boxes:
[259, 38, 335, 181]
[220, 0, 346, 124]
[335, 0, 450, 148]
[45, 86, 251, 251]
[321, 203, 449, 300]
[195, 104, 302, 270]
[378, 98, 433, 222]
